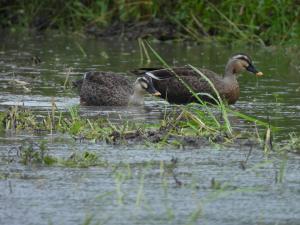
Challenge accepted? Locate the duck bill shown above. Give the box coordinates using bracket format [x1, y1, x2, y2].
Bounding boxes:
[146, 85, 161, 96]
[153, 91, 161, 96]
[145, 77, 161, 96]
[255, 71, 263, 76]
[246, 64, 263, 76]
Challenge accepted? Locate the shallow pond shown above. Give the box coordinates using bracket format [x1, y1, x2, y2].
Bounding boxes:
[0, 32, 300, 225]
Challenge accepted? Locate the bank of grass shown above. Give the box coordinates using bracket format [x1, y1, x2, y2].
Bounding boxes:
[0, 0, 299, 45]
[0, 104, 232, 146]
[0, 99, 284, 152]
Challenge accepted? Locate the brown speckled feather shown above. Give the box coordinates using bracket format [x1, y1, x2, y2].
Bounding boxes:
[78, 71, 133, 106]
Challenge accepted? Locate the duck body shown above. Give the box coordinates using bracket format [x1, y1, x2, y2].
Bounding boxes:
[74, 71, 160, 106]
[133, 54, 262, 105]
[136, 67, 239, 104]
[78, 71, 132, 106]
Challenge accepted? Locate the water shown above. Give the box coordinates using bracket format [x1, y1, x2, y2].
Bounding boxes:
[0, 32, 300, 225]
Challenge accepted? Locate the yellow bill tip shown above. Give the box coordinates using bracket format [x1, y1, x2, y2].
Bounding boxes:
[256, 71, 263, 76]
[153, 91, 161, 96]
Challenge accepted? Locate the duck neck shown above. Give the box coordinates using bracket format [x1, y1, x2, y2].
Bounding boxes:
[128, 90, 144, 106]
[224, 61, 237, 80]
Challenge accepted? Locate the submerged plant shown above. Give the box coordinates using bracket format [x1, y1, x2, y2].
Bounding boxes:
[19, 141, 57, 165]
[264, 126, 272, 154]
[4, 106, 37, 131]
[8, 139, 107, 168]
[283, 132, 300, 154]
[61, 151, 107, 168]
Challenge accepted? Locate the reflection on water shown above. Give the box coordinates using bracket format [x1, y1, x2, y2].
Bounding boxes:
[0, 32, 300, 225]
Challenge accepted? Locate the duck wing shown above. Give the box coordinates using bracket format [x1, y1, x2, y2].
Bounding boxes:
[148, 67, 224, 104]
[133, 66, 190, 79]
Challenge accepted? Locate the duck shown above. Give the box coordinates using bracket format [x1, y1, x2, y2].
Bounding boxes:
[132, 53, 263, 105]
[74, 71, 161, 106]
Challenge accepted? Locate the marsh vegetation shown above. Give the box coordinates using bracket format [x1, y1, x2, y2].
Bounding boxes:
[0, 6, 300, 224]
[1, 0, 300, 45]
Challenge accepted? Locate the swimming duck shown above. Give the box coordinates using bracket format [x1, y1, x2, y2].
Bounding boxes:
[74, 71, 161, 106]
[132, 53, 263, 105]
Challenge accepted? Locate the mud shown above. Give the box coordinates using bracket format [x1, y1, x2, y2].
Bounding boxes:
[105, 127, 260, 150]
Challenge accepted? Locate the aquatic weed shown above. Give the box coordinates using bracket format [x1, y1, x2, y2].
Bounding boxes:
[4, 106, 37, 131]
[61, 151, 107, 168]
[19, 141, 57, 166]
[281, 132, 300, 154]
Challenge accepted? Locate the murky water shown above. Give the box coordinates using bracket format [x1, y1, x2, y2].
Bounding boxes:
[0, 32, 300, 225]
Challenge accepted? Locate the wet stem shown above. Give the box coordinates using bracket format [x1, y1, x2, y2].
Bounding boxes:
[63, 67, 72, 90]
[114, 172, 125, 205]
[135, 173, 144, 208]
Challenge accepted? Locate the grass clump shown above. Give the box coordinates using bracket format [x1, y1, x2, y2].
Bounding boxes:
[19, 141, 57, 166]
[61, 151, 107, 168]
[6, 139, 107, 168]
[282, 133, 300, 154]
[2, 106, 38, 131]
[0, 104, 234, 148]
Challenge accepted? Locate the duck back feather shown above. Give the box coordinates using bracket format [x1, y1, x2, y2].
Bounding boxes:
[78, 71, 133, 106]
[133, 66, 237, 104]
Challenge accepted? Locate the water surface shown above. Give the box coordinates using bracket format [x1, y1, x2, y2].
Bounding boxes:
[0, 32, 299, 225]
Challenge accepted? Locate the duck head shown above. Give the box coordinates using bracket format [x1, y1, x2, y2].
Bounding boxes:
[129, 76, 161, 106]
[226, 53, 263, 77]
[133, 76, 161, 96]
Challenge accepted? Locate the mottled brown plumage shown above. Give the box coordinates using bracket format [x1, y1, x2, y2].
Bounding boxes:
[74, 71, 160, 106]
[133, 53, 263, 104]
[152, 67, 240, 104]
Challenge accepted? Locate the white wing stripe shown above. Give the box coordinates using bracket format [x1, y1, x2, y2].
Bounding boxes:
[145, 72, 165, 80]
